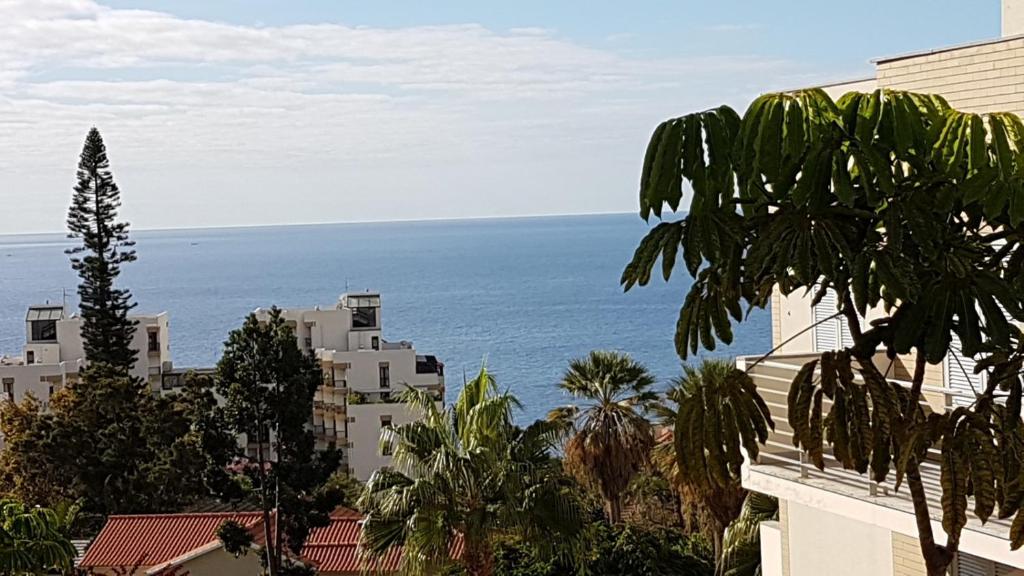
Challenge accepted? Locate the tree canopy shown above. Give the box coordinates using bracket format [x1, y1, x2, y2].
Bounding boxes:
[623, 88, 1024, 575]
[66, 127, 138, 373]
[359, 366, 585, 576]
[549, 350, 657, 524]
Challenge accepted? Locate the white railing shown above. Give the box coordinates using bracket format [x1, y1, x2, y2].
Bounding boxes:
[741, 352, 1013, 537]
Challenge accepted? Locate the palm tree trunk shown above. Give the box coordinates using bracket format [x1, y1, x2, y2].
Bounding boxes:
[463, 540, 495, 576]
[607, 496, 623, 524]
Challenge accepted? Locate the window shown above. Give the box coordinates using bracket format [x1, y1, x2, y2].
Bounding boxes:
[25, 351, 34, 364]
[381, 416, 393, 456]
[148, 331, 159, 353]
[30, 319, 57, 342]
[371, 336, 380, 350]
[352, 307, 377, 329]
[2, 378, 13, 400]
[379, 363, 390, 388]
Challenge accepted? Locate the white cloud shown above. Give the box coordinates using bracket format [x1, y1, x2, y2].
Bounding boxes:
[0, 0, 822, 233]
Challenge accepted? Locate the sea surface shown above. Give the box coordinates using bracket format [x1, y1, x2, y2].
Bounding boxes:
[0, 213, 770, 423]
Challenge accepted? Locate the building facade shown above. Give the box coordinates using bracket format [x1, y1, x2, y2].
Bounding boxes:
[0, 304, 172, 409]
[749, 2, 1024, 575]
[0, 292, 443, 482]
[251, 293, 445, 481]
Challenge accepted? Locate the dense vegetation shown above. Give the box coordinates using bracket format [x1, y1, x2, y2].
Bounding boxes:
[625, 87, 1024, 575]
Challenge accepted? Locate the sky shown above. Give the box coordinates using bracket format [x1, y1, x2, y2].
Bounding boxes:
[0, 0, 1002, 233]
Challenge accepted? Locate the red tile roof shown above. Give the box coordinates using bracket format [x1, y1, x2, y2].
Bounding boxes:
[303, 510, 464, 574]
[79, 512, 263, 569]
[80, 508, 464, 575]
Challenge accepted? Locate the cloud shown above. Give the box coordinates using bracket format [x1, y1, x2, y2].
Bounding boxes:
[0, 0, 818, 233]
[704, 23, 765, 33]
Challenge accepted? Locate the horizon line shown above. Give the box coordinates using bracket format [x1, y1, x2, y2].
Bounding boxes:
[1, 210, 652, 238]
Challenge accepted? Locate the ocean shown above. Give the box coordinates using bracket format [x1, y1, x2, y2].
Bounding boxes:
[0, 213, 770, 424]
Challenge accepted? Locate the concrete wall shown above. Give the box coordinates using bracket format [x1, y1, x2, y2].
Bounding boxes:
[892, 533, 927, 576]
[1006, 0, 1024, 37]
[786, 501, 894, 576]
[877, 36, 1024, 116]
[347, 401, 425, 481]
[178, 546, 262, 576]
[759, 520, 783, 576]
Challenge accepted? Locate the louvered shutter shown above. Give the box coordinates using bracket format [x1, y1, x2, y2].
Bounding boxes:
[956, 553, 995, 576]
[995, 562, 1024, 575]
[948, 334, 983, 408]
[814, 290, 839, 352]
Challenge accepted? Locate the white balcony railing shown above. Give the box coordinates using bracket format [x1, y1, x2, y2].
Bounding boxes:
[741, 352, 1014, 541]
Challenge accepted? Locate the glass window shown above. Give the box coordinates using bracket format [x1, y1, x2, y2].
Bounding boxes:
[25, 351, 34, 364]
[379, 363, 390, 388]
[148, 331, 159, 352]
[353, 307, 377, 329]
[30, 320, 57, 342]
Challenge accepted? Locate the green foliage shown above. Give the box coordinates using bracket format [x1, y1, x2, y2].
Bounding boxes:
[652, 360, 766, 570]
[549, 351, 656, 523]
[216, 519, 254, 557]
[65, 127, 138, 373]
[488, 522, 713, 576]
[0, 367, 233, 520]
[720, 493, 778, 576]
[0, 499, 77, 575]
[626, 88, 1024, 572]
[215, 308, 342, 572]
[358, 365, 585, 576]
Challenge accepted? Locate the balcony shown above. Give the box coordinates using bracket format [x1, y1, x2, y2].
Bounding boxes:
[416, 355, 444, 376]
[741, 353, 1015, 545]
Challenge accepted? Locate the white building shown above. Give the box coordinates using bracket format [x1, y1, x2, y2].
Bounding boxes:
[0, 304, 171, 408]
[251, 293, 445, 481]
[746, 2, 1024, 575]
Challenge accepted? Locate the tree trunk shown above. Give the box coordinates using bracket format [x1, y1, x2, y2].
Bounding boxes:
[907, 454, 954, 576]
[606, 496, 623, 524]
[711, 527, 724, 576]
[462, 541, 494, 576]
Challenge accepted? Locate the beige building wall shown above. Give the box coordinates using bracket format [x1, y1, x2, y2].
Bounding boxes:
[175, 546, 262, 576]
[892, 533, 927, 576]
[786, 501, 894, 576]
[876, 37, 1024, 116]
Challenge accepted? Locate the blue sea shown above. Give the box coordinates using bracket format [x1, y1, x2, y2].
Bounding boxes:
[0, 213, 770, 423]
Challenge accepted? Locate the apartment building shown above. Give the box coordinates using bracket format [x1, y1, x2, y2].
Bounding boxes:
[250, 292, 445, 481]
[747, 2, 1024, 575]
[0, 304, 171, 408]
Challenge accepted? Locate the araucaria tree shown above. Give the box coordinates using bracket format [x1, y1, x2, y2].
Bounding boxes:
[549, 350, 656, 524]
[215, 309, 341, 576]
[66, 127, 138, 373]
[623, 89, 1024, 575]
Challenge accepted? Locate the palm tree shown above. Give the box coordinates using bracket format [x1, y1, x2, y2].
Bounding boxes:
[719, 492, 778, 576]
[358, 365, 585, 576]
[548, 350, 656, 524]
[0, 499, 78, 575]
[651, 359, 773, 573]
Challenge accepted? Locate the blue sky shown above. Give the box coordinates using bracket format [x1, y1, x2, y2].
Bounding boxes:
[0, 1, 1004, 233]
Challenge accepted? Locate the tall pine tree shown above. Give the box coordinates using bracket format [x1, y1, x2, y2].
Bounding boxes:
[66, 127, 137, 372]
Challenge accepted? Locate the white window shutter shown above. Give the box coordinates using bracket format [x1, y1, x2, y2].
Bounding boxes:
[814, 290, 839, 352]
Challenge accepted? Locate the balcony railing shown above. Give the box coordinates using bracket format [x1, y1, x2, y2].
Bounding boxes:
[741, 352, 1015, 541]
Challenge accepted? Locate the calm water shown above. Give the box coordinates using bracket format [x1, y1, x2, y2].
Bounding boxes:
[0, 213, 770, 423]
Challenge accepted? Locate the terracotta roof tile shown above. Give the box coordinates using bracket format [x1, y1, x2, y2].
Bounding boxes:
[79, 512, 263, 569]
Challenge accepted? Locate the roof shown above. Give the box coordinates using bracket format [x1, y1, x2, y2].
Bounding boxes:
[26, 305, 64, 321]
[80, 508, 464, 575]
[303, 509, 464, 574]
[79, 512, 263, 569]
[874, 33, 1024, 64]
